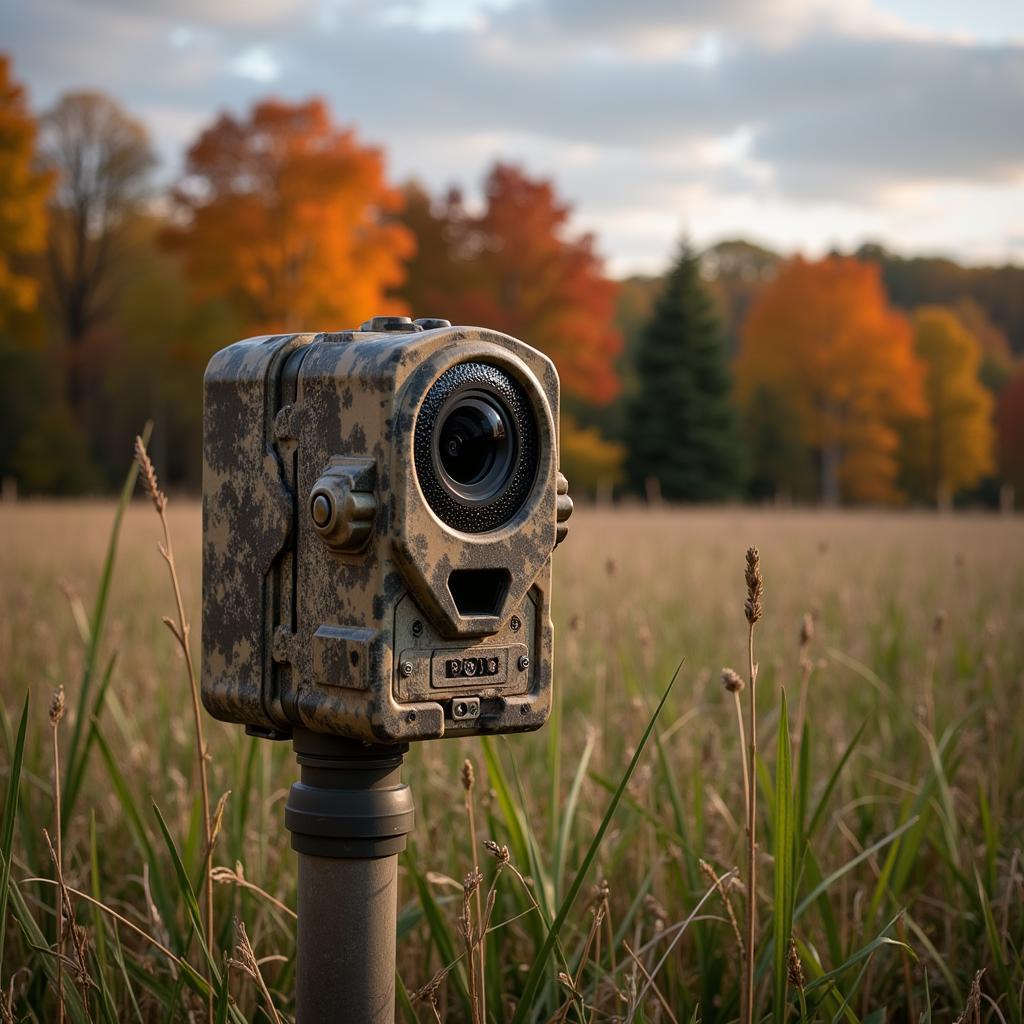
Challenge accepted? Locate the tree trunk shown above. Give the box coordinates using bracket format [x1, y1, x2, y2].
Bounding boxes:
[821, 443, 841, 506]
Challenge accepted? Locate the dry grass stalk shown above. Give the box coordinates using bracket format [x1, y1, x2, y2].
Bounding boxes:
[49, 688, 66, 1024]
[794, 612, 815, 746]
[211, 863, 297, 921]
[896, 912, 915, 1022]
[227, 919, 283, 1024]
[41, 831, 94, 1008]
[25, 873, 197, 978]
[135, 435, 215, 1019]
[551, 881, 608, 1024]
[953, 969, 984, 1024]
[721, 668, 749, 817]
[699, 858, 744, 958]
[462, 758, 486, 1019]
[742, 545, 763, 1024]
[459, 867, 484, 1024]
[621, 941, 678, 1024]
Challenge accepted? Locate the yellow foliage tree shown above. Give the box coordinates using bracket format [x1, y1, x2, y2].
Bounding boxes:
[900, 306, 994, 504]
[0, 56, 52, 329]
[736, 256, 925, 504]
[559, 416, 624, 493]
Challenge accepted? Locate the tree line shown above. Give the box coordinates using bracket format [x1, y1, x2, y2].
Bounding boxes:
[1, 54, 1021, 505]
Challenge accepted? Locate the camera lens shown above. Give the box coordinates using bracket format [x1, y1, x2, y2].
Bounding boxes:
[415, 362, 539, 533]
[436, 395, 514, 497]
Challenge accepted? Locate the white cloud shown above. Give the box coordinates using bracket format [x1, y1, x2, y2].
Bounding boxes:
[1, 0, 1021, 273]
[230, 46, 281, 82]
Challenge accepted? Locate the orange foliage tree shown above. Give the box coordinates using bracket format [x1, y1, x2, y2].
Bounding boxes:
[166, 98, 412, 333]
[400, 164, 621, 406]
[899, 307, 994, 504]
[997, 365, 1024, 498]
[736, 256, 925, 504]
[0, 56, 52, 329]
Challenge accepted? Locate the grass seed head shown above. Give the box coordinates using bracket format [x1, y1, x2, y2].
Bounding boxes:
[134, 436, 167, 514]
[721, 667, 744, 693]
[744, 546, 763, 625]
[483, 839, 510, 863]
[460, 758, 474, 792]
[786, 938, 805, 990]
[799, 612, 814, 648]
[49, 685, 66, 727]
[463, 867, 483, 896]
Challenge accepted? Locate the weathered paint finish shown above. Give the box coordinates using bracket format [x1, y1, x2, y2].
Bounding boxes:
[201, 323, 569, 744]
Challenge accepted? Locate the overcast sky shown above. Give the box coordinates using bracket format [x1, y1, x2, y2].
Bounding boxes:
[3, 0, 1023, 275]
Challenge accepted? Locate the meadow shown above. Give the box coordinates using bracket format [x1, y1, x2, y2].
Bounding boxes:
[1, 486, 1022, 1021]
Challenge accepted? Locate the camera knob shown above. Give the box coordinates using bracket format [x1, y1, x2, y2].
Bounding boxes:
[555, 472, 573, 546]
[309, 459, 377, 553]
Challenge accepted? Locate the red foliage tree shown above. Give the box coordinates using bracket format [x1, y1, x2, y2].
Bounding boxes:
[997, 364, 1024, 495]
[400, 164, 621, 405]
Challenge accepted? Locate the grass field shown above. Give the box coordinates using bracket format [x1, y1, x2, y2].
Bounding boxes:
[1, 493, 1023, 1021]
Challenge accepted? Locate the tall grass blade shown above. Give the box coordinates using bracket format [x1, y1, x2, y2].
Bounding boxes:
[773, 691, 796, 1019]
[509, 659, 682, 1024]
[805, 722, 866, 838]
[63, 420, 152, 827]
[0, 691, 29, 968]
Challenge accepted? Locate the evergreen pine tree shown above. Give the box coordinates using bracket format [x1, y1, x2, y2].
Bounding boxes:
[625, 242, 744, 500]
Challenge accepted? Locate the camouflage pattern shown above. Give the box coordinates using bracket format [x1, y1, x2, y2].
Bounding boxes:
[202, 322, 572, 744]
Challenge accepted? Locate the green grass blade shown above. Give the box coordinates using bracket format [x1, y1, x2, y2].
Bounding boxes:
[94, 727, 179, 945]
[151, 801, 217, 979]
[63, 421, 152, 829]
[975, 868, 1014, 1010]
[509, 659, 682, 1024]
[0, 690, 29, 968]
[805, 721, 866, 838]
[794, 817, 919, 920]
[89, 811, 111, 1005]
[804, 914, 913, 997]
[773, 690, 796, 1019]
[64, 651, 118, 819]
[396, 972, 418, 1023]
[554, 730, 595, 897]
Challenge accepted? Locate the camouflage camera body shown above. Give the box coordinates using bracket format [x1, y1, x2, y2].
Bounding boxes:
[202, 318, 572, 745]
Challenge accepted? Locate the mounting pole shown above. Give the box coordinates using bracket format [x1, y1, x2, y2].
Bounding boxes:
[284, 729, 416, 1024]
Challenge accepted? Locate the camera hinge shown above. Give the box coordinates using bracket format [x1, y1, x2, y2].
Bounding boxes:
[273, 403, 310, 444]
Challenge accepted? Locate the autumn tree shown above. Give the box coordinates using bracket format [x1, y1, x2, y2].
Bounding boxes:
[166, 98, 412, 334]
[736, 256, 924, 504]
[397, 181, 467, 321]
[625, 242, 743, 501]
[399, 164, 622, 407]
[997, 366, 1024, 500]
[899, 307, 994, 504]
[0, 56, 52, 329]
[559, 416, 625, 491]
[40, 91, 155, 416]
[953, 297, 1015, 395]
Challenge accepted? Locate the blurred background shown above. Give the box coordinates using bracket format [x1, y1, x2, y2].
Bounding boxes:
[0, 0, 1022, 506]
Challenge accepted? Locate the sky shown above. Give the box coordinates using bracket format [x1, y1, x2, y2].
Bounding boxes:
[3, 0, 1023, 276]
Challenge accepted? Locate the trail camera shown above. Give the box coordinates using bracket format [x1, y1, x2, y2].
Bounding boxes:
[201, 316, 572, 745]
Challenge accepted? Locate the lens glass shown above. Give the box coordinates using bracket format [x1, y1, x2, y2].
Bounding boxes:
[434, 392, 516, 502]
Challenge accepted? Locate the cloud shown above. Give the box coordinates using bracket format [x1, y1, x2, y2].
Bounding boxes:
[2, 0, 1021, 271]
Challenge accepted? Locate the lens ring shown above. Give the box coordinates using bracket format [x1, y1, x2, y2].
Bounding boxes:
[415, 362, 539, 533]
